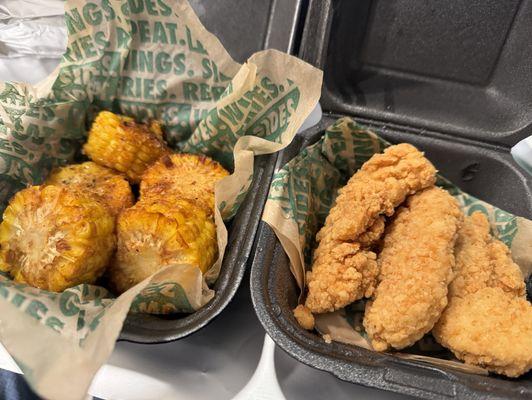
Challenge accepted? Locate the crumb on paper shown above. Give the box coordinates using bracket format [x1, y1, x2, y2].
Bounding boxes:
[293, 304, 315, 330]
[322, 334, 332, 344]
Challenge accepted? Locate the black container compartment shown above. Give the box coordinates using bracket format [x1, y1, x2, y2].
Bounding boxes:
[251, 0, 532, 398]
[311, 0, 532, 148]
[119, 0, 303, 343]
[252, 116, 532, 399]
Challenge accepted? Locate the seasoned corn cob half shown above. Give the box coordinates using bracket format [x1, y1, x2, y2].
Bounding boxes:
[46, 161, 134, 216]
[140, 153, 229, 212]
[109, 198, 217, 294]
[84, 111, 170, 183]
[0, 185, 115, 292]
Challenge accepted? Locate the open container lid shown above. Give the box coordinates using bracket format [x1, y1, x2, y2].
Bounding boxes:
[188, 0, 303, 62]
[301, 0, 532, 148]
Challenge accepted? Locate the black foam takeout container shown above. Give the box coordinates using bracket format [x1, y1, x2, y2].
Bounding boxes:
[251, 0, 532, 398]
[119, 0, 305, 343]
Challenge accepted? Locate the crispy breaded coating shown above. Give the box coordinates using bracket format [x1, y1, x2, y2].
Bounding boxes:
[356, 216, 385, 248]
[326, 143, 437, 242]
[363, 187, 462, 351]
[293, 304, 315, 330]
[433, 287, 532, 377]
[449, 212, 525, 298]
[488, 241, 526, 295]
[140, 153, 229, 212]
[314, 216, 385, 252]
[306, 240, 378, 314]
[433, 212, 530, 376]
[45, 161, 133, 216]
[305, 144, 437, 314]
[0, 185, 115, 292]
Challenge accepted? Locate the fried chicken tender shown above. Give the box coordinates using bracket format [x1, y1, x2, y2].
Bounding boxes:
[0, 185, 115, 292]
[140, 153, 229, 212]
[326, 143, 437, 242]
[433, 287, 532, 377]
[433, 212, 530, 377]
[363, 187, 462, 351]
[84, 111, 170, 183]
[305, 144, 437, 314]
[448, 212, 525, 298]
[109, 198, 217, 294]
[45, 161, 133, 216]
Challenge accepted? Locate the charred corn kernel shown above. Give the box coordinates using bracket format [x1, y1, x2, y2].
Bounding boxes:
[45, 161, 134, 216]
[140, 153, 229, 212]
[83, 111, 170, 183]
[0, 185, 115, 292]
[149, 120, 164, 139]
[109, 198, 217, 294]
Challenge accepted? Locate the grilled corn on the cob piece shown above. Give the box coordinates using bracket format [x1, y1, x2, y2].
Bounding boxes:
[0, 185, 115, 292]
[140, 153, 229, 212]
[84, 111, 170, 183]
[109, 198, 217, 293]
[46, 161, 133, 216]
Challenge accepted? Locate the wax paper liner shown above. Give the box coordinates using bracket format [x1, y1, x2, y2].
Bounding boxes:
[262, 117, 531, 376]
[0, 0, 322, 398]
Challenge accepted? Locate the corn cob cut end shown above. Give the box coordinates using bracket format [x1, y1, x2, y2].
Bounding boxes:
[0, 185, 116, 292]
[109, 198, 217, 294]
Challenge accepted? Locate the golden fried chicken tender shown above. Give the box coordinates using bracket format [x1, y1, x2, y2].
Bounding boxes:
[45, 161, 133, 216]
[433, 287, 532, 377]
[448, 212, 525, 298]
[84, 111, 170, 183]
[140, 153, 229, 212]
[0, 185, 115, 292]
[305, 144, 437, 314]
[433, 212, 530, 376]
[363, 187, 462, 351]
[326, 143, 437, 242]
[109, 198, 217, 294]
